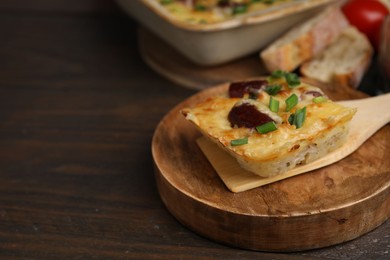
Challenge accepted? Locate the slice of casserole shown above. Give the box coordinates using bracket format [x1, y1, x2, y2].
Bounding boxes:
[182, 71, 356, 178]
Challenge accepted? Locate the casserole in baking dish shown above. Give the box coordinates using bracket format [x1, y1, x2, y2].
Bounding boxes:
[116, 0, 338, 65]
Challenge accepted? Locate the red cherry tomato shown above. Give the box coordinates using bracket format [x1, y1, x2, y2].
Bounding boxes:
[342, 0, 389, 51]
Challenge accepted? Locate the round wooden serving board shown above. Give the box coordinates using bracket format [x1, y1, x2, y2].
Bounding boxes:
[151, 79, 390, 252]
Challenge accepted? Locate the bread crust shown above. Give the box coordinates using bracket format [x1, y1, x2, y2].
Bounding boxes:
[300, 26, 373, 88]
[260, 6, 349, 72]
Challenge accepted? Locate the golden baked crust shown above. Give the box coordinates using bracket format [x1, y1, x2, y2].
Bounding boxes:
[182, 73, 356, 177]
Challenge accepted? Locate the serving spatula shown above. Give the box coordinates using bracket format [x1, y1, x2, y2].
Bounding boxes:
[197, 93, 390, 192]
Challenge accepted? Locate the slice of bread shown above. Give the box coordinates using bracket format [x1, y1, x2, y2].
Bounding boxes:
[260, 6, 349, 72]
[300, 26, 373, 88]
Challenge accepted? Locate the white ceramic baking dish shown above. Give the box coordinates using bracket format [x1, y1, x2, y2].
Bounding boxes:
[116, 0, 338, 66]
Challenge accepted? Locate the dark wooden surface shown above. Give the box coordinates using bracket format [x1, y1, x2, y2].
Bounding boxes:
[0, 1, 388, 259]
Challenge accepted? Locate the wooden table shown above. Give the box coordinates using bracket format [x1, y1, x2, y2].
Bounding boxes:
[0, 1, 388, 259]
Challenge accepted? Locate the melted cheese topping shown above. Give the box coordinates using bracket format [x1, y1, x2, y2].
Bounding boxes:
[182, 81, 356, 162]
[159, 0, 295, 24]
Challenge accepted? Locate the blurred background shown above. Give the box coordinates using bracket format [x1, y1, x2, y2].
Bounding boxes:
[0, 0, 389, 259]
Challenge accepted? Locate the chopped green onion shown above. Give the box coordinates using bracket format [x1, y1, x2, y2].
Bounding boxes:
[232, 4, 248, 14]
[231, 137, 248, 146]
[270, 70, 285, 79]
[268, 70, 300, 88]
[285, 72, 300, 88]
[312, 96, 327, 104]
[264, 84, 282, 96]
[256, 121, 277, 134]
[288, 106, 307, 128]
[194, 4, 207, 11]
[288, 113, 295, 125]
[160, 0, 173, 4]
[294, 107, 306, 128]
[285, 93, 298, 112]
[269, 96, 279, 113]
